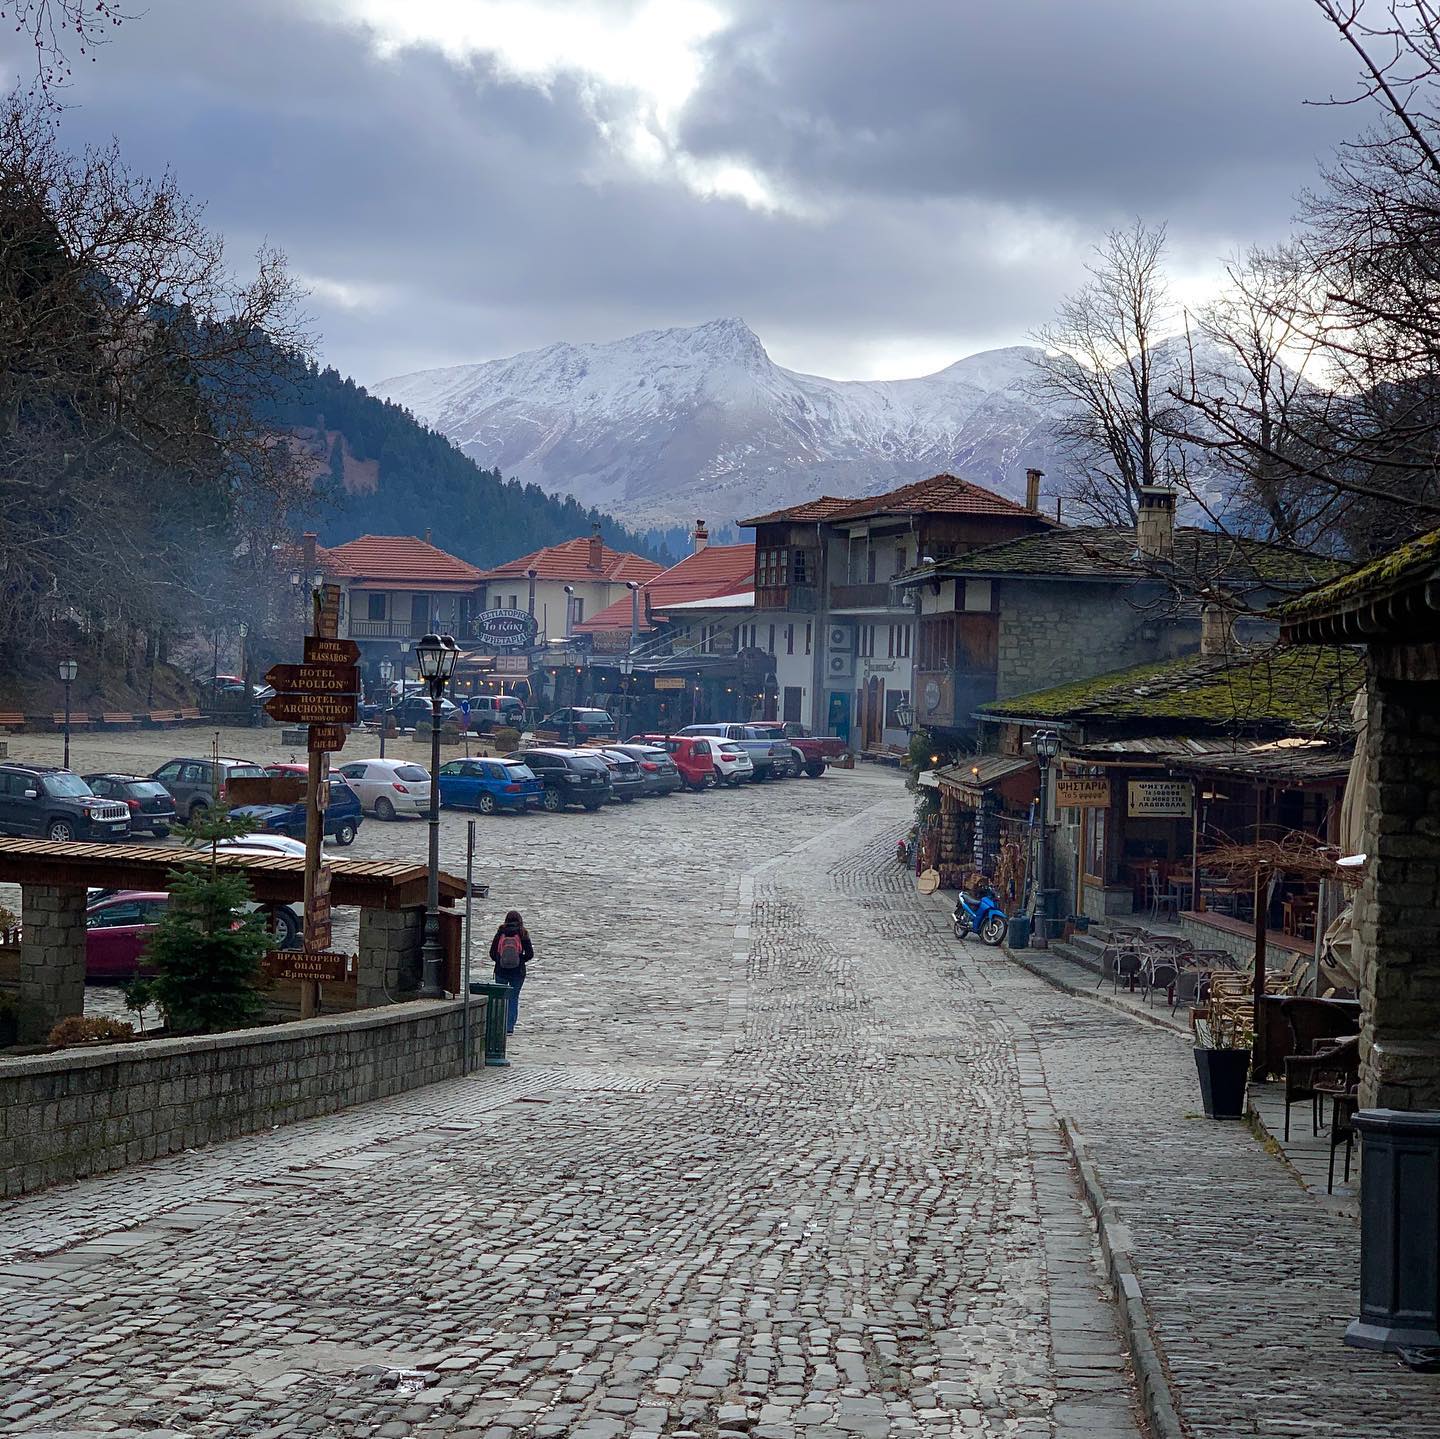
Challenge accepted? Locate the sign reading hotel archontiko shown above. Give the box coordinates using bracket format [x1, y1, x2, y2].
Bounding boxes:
[1056, 777, 1110, 808]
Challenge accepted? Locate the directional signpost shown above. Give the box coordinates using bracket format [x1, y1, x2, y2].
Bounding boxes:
[263, 582, 359, 1018]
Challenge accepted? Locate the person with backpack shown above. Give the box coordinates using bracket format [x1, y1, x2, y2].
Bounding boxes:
[489, 909, 534, 1034]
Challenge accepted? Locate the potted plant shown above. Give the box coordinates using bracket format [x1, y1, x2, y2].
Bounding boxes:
[1193, 994, 1253, 1120]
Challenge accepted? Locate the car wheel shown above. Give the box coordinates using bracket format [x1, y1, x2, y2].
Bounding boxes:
[374, 796, 397, 821]
[805, 762, 827, 778]
[750, 770, 767, 783]
[46, 818, 75, 842]
[619, 794, 634, 804]
[188, 799, 208, 821]
[477, 792, 497, 815]
[259, 903, 301, 950]
[333, 819, 358, 846]
[152, 825, 171, 838]
[541, 787, 564, 813]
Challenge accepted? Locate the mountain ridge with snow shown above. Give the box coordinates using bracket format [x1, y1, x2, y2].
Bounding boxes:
[374, 318, 1070, 526]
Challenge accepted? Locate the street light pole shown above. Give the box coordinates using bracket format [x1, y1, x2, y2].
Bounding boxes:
[1030, 729, 1060, 949]
[59, 658, 77, 770]
[378, 657, 394, 759]
[416, 632, 459, 999]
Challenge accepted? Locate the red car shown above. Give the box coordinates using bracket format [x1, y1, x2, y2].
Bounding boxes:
[630, 734, 717, 792]
[85, 890, 169, 980]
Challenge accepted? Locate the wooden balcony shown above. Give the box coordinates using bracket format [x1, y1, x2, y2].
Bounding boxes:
[829, 582, 902, 611]
[349, 619, 427, 640]
[754, 584, 819, 613]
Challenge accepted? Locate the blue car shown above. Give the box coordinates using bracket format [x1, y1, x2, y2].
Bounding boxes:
[232, 776, 364, 846]
[437, 757, 542, 814]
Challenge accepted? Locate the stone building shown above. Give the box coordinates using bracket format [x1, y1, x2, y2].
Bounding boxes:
[1281, 528, 1440, 1111]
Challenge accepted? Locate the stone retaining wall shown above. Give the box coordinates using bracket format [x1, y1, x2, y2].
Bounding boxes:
[0, 998, 479, 1198]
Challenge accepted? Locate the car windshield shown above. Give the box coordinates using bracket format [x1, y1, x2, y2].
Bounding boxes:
[569, 755, 609, 774]
[719, 743, 746, 756]
[225, 765, 266, 779]
[575, 710, 611, 722]
[128, 781, 170, 798]
[503, 763, 536, 780]
[43, 773, 92, 797]
[395, 765, 430, 782]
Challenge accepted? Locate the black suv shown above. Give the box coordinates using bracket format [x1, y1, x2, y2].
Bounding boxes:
[0, 765, 132, 842]
[509, 748, 612, 812]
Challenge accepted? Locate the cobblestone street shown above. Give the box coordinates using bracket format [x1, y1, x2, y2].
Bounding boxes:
[0, 737, 1143, 1439]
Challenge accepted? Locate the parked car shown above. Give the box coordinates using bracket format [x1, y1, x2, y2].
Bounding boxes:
[437, 757, 541, 814]
[82, 774, 178, 837]
[211, 835, 308, 947]
[85, 890, 169, 980]
[150, 756, 266, 821]
[510, 748, 612, 811]
[539, 707, 616, 743]
[746, 722, 848, 778]
[603, 744, 682, 796]
[630, 734, 717, 791]
[390, 694, 461, 730]
[231, 776, 364, 846]
[0, 765, 131, 842]
[466, 694, 526, 733]
[334, 758, 431, 820]
[678, 724, 790, 780]
[712, 741, 755, 787]
[586, 747, 644, 803]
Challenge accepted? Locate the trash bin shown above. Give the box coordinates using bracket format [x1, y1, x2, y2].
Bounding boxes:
[1008, 914, 1031, 949]
[1345, 1109, 1440, 1357]
[470, 982, 512, 1068]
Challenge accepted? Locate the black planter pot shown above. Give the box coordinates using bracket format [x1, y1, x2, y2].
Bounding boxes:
[1195, 1046, 1251, 1119]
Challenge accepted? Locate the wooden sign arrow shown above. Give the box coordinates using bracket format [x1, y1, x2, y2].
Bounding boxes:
[263, 692, 358, 725]
[308, 724, 347, 754]
[304, 637, 361, 665]
[265, 662, 359, 695]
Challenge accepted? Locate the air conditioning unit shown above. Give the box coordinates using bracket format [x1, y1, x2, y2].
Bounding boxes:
[826, 652, 855, 680]
[827, 624, 851, 653]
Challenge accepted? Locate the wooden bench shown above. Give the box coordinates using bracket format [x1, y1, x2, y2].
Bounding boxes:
[52, 711, 94, 730]
[146, 710, 183, 728]
[101, 712, 140, 729]
[178, 707, 201, 723]
[0, 712, 26, 733]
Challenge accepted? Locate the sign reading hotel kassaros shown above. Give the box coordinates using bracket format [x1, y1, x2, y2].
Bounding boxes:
[1127, 779, 1194, 818]
[1056, 777, 1111, 808]
[473, 609, 538, 650]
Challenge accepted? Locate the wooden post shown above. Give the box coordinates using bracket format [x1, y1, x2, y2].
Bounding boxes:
[300, 746, 325, 1018]
[1252, 862, 1269, 1073]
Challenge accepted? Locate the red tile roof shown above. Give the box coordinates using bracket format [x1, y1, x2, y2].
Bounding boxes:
[322, 535, 483, 590]
[574, 544, 755, 633]
[830, 474, 1050, 522]
[479, 537, 663, 584]
[739, 495, 860, 526]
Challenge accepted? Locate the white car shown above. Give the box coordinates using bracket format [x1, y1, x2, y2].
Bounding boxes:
[713, 742, 755, 787]
[334, 758, 431, 820]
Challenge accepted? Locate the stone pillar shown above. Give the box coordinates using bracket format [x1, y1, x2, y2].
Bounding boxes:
[355, 905, 425, 1009]
[18, 884, 89, 1044]
[1356, 646, 1440, 1110]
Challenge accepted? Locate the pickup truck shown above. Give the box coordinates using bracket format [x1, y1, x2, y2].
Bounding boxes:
[676, 723, 793, 781]
[748, 722, 848, 778]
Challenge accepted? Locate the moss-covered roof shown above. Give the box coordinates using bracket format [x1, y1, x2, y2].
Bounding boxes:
[1280, 527, 1440, 625]
[908, 525, 1345, 591]
[977, 644, 1363, 735]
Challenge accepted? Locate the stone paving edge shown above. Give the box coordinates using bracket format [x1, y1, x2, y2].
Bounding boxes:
[1060, 1119, 1185, 1439]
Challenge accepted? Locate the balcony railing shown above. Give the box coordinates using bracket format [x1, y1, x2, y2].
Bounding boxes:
[829, 582, 902, 610]
[350, 619, 430, 640]
[754, 584, 819, 613]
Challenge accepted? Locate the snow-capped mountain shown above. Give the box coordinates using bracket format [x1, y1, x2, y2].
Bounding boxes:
[373, 318, 1066, 527]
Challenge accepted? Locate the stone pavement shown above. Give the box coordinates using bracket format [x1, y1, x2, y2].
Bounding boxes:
[976, 931, 1440, 1438]
[0, 764, 1146, 1439]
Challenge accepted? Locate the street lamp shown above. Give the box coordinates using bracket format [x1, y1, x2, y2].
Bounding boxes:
[618, 654, 634, 741]
[378, 658, 394, 759]
[1029, 729, 1061, 948]
[895, 700, 915, 731]
[58, 658, 77, 770]
[416, 632, 459, 999]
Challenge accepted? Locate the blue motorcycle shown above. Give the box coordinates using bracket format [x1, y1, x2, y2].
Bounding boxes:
[953, 882, 1009, 946]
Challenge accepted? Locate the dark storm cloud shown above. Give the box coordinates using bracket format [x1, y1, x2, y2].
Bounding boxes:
[9, 0, 1383, 381]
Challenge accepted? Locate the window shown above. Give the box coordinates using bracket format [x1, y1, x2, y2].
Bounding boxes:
[180, 762, 208, 785]
[91, 901, 143, 928]
[804, 622, 812, 656]
[783, 686, 802, 722]
[894, 543, 906, 578]
[1085, 805, 1107, 881]
[857, 625, 876, 658]
[367, 593, 386, 621]
[793, 549, 811, 585]
[508, 594, 519, 611]
[758, 548, 791, 588]
[568, 596, 584, 627]
[154, 762, 181, 782]
[767, 624, 776, 655]
[887, 623, 912, 659]
[785, 624, 794, 655]
[340, 763, 367, 779]
[867, 547, 877, 583]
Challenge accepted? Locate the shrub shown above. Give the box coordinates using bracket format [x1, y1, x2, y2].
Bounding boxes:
[492, 726, 521, 751]
[47, 1015, 136, 1047]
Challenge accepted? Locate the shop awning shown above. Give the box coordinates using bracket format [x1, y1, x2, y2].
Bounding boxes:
[934, 753, 1036, 798]
[1066, 735, 1247, 766]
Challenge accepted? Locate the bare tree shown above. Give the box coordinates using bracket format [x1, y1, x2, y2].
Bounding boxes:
[0, 1, 129, 105]
[1030, 220, 1187, 524]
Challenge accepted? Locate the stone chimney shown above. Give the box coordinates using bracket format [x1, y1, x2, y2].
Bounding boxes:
[1200, 600, 1233, 658]
[1025, 468, 1043, 513]
[588, 522, 604, 572]
[692, 519, 709, 554]
[1135, 485, 1176, 559]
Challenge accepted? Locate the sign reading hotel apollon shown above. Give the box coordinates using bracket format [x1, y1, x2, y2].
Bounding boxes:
[1127, 779, 1194, 818]
[1055, 777, 1111, 809]
[473, 609, 539, 650]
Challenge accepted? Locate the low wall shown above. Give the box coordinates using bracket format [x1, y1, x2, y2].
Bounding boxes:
[0, 998, 480, 1199]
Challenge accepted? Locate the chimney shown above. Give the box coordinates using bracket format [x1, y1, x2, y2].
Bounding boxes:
[302, 532, 317, 571]
[1135, 485, 1176, 559]
[1200, 600, 1233, 658]
[588, 522, 603, 572]
[1025, 468, 1043, 513]
[424, 527, 432, 546]
[692, 519, 709, 554]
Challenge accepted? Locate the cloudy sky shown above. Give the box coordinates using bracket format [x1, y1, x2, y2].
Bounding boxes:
[7, 1, 1369, 384]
